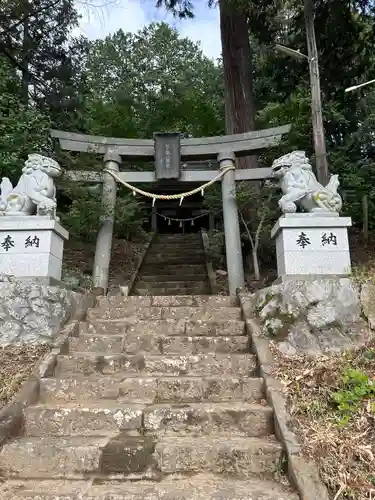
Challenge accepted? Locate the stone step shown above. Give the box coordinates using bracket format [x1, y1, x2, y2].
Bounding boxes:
[145, 254, 205, 264]
[144, 402, 273, 436]
[24, 402, 272, 437]
[39, 376, 264, 404]
[155, 234, 202, 240]
[133, 281, 209, 291]
[55, 352, 256, 377]
[24, 403, 143, 436]
[155, 436, 282, 476]
[80, 318, 244, 336]
[86, 306, 242, 322]
[96, 295, 239, 309]
[141, 263, 207, 274]
[69, 333, 249, 355]
[139, 273, 207, 282]
[134, 287, 211, 296]
[149, 244, 205, 252]
[0, 435, 156, 478]
[0, 475, 298, 499]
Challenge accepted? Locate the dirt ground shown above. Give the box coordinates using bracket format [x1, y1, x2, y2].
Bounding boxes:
[0, 345, 49, 410]
[63, 236, 149, 291]
[271, 341, 375, 500]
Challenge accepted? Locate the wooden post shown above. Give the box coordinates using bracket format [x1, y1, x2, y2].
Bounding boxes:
[209, 213, 215, 232]
[151, 205, 157, 232]
[219, 151, 245, 294]
[362, 194, 369, 245]
[304, 0, 329, 186]
[92, 151, 121, 292]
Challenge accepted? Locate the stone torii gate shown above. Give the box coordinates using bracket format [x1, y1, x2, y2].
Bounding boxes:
[51, 125, 290, 294]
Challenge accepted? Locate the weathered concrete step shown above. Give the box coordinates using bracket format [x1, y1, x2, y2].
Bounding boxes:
[154, 233, 202, 242]
[155, 436, 282, 476]
[144, 402, 273, 436]
[24, 402, 272, 437]
[0, 435, 156, 478]
[81, 316, 245, 335]
[55, 352, 256, 377]
[24, 403, 143, 436]
[145, 254, 205, 264]
[87, 306, 242, 322]
[134, 287, 211, 296]
[141, 264, 207, 274]
[81, 317, 244, 336]
[39, 376, 264, 404]
[69, 333, 248, 355]
[149, 244, 205, 252]
[97, 295, 239, 309]
[139, 273, 207, 282]
[134, 281, 209, 290]
[0, 475, 298, 499]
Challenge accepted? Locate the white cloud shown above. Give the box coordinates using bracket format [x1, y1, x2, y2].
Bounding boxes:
[74, 0, 221, 59]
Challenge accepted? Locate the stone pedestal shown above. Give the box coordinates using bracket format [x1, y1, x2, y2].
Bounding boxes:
[271, 213, 352, 280]
[0, 216, 68, 280]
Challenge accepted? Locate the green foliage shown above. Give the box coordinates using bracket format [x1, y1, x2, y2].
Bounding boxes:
[83, 23, 224, 139]
[207, 229, 225, 269]
[332, 367, 375, 420]
[0, 57, 50, 180]
[58, 185, 147, 242]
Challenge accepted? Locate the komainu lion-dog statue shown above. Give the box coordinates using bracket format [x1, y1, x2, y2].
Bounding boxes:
[0, 154, 62, 218]
[271, 150, 342, 214]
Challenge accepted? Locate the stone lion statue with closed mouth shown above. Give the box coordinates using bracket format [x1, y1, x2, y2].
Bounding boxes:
[271, 150, 342, 214]
[0, 154, 62, 218]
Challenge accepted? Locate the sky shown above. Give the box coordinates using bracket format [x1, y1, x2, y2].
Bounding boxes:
[76, 0, 221, 60]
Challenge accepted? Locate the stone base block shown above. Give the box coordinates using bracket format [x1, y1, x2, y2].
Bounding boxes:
[271, 213, 352, 279]
[0, 216, 68, 280]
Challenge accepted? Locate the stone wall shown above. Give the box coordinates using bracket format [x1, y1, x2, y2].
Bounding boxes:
[0, 275, 94, 345]
[250, 278, 374, 357]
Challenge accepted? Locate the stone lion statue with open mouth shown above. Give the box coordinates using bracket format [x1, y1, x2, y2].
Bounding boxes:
[271, 150, 342, 214]
[0, 154, 62, 218]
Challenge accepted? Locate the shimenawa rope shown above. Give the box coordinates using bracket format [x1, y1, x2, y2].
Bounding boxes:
[103, 164, 235, 205]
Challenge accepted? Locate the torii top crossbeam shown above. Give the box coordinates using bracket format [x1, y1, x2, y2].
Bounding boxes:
[51, 125, 290, 160]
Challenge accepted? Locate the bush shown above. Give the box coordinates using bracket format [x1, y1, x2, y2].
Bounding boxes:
[58, 184, 146, 242]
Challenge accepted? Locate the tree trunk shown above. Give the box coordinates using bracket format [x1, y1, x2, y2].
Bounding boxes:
[219, 0, 258, 169]
[304, 0, 329, 185]
[21, 14, 31, 106]
[252, 247, 260, 281]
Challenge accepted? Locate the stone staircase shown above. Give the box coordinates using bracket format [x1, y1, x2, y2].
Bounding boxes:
[0, 295, 298, 499]
[133, 233, 211, 296]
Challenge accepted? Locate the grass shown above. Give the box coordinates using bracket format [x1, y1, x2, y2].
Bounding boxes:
[271, 341, 375, 500]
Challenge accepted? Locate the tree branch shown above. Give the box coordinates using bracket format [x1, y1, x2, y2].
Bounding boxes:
[0, 0, 63, 37]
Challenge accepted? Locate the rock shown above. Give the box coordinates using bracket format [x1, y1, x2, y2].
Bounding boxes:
[278, 341, 298, 357]
[360, 283, 375, 329]
[0, 279, 86, 346]
[0, 274, 12, 282]
[253, 278, 371, 357]
[62, 268, 93, 291]
[288, 321, 321, 355]
[307, 302, 338, 329]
